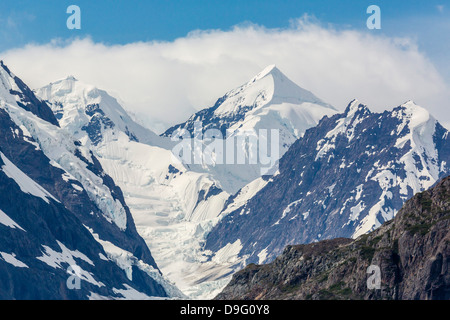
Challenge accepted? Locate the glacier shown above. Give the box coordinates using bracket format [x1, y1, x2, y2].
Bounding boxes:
[36, 65, 336, 298]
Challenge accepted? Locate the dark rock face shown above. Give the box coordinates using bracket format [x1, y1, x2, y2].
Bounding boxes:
[0, 154, 162, 299]
[206, 101, 450, 264]
[0, 146, 167, 298]
[81, 104, 115, 146]
[162, 95, 231, 137]
[0, 62, 167, 299]
[216, 175, 450, 300]
[78, 103, 138, 145]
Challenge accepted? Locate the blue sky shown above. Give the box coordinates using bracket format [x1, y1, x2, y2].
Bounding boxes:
[0, 1, 447, 42]
[1, 1, 449, 130]
[1, 0, 449, 78]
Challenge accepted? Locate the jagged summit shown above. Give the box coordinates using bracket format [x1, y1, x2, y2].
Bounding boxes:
[0, 62, 176, 299]
[36, 78, 167, 148]
[248, 64, 280, 83]
[161, 65, 338, 193]
[391, 101, 435, 136]
[0, 60, 18, 93]
[344, 98, 361, 110]
[0, 61, 59, 126]
[212, 64, 334, 116]
[65, 75, 78, 81]
[205, 99, 450, 265]
[0, 60, 13, 75]
[162, 65, 336, 138]
[397, 100, 431, 117]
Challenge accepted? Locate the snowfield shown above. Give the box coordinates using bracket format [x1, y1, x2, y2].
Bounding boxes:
[3, 59, 448, 299]
[37, 76, 235, 298]
[1, 61, 175, 299]
[35, 66, 336, 298]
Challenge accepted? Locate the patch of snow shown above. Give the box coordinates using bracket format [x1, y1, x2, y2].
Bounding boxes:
[71, 183, 84, 192]
[112, 284, 153, 300]
[212, 239, 243, 265]
[302, 211, 310, 220]
[36, 241, 104, 287]
[257, 247, 269, 264]
[0, 252, 28, 268]
[86, 226, 185, 298]
[349, 201, 366, 222]
[1, 152, 59, 204]
[0, 209, 26, 231]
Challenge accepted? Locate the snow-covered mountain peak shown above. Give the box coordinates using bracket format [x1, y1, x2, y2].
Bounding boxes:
[163, 66, 337, 137]
[36, 79, 166, 148]
[0, 61, 59, 126]
[249, 64, 278, 82]
[212, 67, 275, 116]
[0, 61, 26, 102]
[395, 100, 432, 122]
[344, 98, 360, 110]
[0, 62, 16, 101]
[342, 99, 371, 121]
[162, 66, 338, 193]
[0, 60, 14, 80]
[65, 75, 78, 81]
[38, 76, 98, 102]
[392, 101, 435, 138]
[213, 65, 334, 116]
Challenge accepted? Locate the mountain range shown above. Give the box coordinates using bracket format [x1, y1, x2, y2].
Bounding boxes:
[0, 60, 448, 299]
[32, 64, 339, 298]
[162, 65, 337, 193]
[0, 60, 181, 299]
[205, 99, 450, 266]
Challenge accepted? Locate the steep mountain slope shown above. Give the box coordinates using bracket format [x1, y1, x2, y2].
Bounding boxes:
[0, 61, 58, 127]
[0, 148, 164, 299]
[206, 100, 450, 266]
[0, 61, 178, 299]
[216, 175, 450, 300]
[36, 67, 337, 297]
[36, 76, 167, 149]
[36, 76, 232, 298]
[163, 65, 335, 138]
[162, 65, 337, 193]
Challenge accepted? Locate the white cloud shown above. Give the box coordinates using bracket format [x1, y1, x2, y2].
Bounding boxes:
[1, 18, 449, 132]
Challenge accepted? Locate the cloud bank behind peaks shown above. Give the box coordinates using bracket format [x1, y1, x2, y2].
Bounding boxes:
[2, 18, 449, 132]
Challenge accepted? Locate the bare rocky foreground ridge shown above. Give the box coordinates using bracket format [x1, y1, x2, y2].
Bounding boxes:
[216, 175, 450, 300]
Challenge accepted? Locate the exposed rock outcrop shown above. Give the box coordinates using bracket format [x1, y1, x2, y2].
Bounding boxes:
[216, 176, 450, 300]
